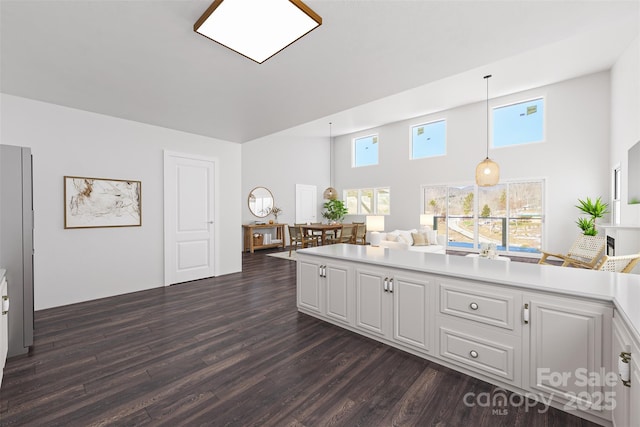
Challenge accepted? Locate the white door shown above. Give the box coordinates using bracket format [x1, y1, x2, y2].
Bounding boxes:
[295, 184, 317, 223]
[164, 151, 216, 285]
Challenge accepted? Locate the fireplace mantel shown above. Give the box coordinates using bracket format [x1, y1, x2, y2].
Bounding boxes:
[598, 224, 640, 230]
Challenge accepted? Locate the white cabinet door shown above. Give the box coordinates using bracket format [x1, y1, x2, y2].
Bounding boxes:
[325, 262, 353, 326]
[355, 266, 391, 338]
[355, 266, 434, 353]
[392, 271, 434, 353]
[297, 259, 323, 315]
[611, 313, 631, 427]
[525, 293, 612, 415]
[297, 256, 354, 325]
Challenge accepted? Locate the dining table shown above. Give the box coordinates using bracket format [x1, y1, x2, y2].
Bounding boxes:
[301, 223, 344, 245]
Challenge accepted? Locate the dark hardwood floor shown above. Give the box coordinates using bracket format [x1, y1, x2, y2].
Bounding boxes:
[1, 249, 596, 426]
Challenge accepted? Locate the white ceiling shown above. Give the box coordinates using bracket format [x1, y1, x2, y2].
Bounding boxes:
[1, 0, 638, 143]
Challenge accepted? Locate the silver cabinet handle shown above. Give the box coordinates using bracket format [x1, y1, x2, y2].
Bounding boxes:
[469, 302, 479, 310]
[388, 278, 394, 293]
[383, 277, 389, 292]
[2, 295, 9, 315]
[619, 351, 631, 387]
[469, 350, 479, 359]
[523, 303, 530, 324]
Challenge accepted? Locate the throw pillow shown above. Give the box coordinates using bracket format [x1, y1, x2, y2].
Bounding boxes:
[386, 234, 398, 242]
[397, 229, 415, 245]
[425, 230, 437, 245]
[411, 232, 428, 246]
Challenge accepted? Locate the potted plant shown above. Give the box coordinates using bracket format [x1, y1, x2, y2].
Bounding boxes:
[322, 199, 348, 224]
[575, 196, 609, 236]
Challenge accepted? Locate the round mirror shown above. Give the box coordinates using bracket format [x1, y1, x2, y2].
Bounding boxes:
[248, 187, 274, 218]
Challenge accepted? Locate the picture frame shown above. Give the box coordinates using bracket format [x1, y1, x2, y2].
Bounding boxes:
[64, 176, 142, 229]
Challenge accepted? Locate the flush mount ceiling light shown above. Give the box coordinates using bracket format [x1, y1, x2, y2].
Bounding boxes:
[194, 0, 322, 64]
[475, 74, 500, 187]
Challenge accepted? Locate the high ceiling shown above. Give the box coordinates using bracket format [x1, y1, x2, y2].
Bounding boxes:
[1, 0, 638, 143]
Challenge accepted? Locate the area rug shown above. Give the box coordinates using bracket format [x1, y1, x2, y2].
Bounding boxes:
[266, 251, 297, 261]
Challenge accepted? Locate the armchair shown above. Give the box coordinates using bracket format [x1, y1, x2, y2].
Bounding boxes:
[538, 235, 606, 269]
[594, 253, 640, 273]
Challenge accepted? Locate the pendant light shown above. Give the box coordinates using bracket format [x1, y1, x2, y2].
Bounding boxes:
[475, 74, 500, 187]
[323, 122, 338, 200]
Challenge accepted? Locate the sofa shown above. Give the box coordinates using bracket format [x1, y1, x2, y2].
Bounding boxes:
[377, 228, 446, 254]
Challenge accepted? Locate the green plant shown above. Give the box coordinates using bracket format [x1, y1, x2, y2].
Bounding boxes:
[575, 196, 609, 235]
[321, 199, 349, 223]
[576, 217, 597, 236]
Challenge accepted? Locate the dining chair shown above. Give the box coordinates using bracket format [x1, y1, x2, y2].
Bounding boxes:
[295, 223, 321, 246]
[288, 225, 317, 257]
[352, 222, 367, 245]
[327, 224, 358, 245]
[538, 234, 606, 269]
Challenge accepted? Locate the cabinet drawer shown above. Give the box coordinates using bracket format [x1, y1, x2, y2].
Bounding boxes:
[438, 318, 520, 384]
[439, 280, 520, 331]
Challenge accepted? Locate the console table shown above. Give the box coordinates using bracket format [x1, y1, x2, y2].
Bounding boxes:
[243, 223, 286, 253]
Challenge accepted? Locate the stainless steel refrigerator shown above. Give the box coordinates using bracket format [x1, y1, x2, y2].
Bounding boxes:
[0, 144, 34, 357]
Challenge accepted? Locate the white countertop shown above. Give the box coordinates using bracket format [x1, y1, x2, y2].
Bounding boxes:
[298, 244, 640, 343]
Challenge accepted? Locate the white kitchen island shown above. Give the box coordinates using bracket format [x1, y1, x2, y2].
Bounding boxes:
[296, 244, 640, 427]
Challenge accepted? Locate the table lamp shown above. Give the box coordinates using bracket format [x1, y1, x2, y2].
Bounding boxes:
[420, 214, 434, 230]
[366, 215, 385, 246]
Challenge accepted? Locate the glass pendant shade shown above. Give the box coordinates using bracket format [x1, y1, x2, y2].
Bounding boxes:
[475, 157, 500, 187]
[323, 187, 337, 200]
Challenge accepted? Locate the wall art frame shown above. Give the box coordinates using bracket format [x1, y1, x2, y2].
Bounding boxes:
[64, 176, 142, 229]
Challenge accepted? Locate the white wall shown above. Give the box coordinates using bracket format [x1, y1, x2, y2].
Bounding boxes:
[611, 36, 640, 225]
[1, 94, 242, 310]
[333, 72, 612, 255]
[241, 133, 329, 236]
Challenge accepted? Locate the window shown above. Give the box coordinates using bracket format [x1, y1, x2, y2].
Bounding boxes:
[344, 187, 390, 215]
[422, 180, 544, 254]
[376, 188, 390, 215]
[493, 98, 544, 148]
[478, 184, 507, 250]
[411, 120, 446, 159]
[447, 185, 475, 248]
[423, 185, 447, 235]
[353, 134, 378, 167]
[506, 181, 543, 253]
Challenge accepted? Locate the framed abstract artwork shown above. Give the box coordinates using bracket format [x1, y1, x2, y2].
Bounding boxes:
[64, 176, 142, 229]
